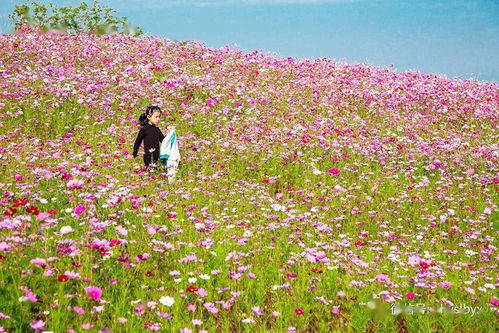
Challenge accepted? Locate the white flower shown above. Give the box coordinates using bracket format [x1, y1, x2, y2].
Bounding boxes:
[199, 274, 210, 280]
[242, 317, 255, 324]
[174, 278, 182, 283]
[59, 226, 74, 235]
[159, 296, 175, 307]
[194, 223, 205, 230]
[188, 277, 197, 283]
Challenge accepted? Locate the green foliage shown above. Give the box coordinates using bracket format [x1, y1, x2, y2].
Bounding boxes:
[8, 0, 144, 36]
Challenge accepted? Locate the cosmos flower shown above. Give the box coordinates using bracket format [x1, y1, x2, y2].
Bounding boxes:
[85, 286, 103, 300]
[159, 296, 175, 307]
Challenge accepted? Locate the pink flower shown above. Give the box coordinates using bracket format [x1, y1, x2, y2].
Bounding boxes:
[73, 306, 85, 315]
[203, 302, 219, 314]
[81, 323, 93, 329]
[195, 288, 208, 297]
[67, 179, 84, 190]
[25, 291, 38, 302]
[37, 212, 51, 221]
[440, 281, 452, 289]
[85, 286, 102, 300]
[30, 320, 45, 330]
[192, 319, 203, 326]
[115, 225, 128, 236]
[118, 317, 128, 324]
[74, 205, 86, 216]
[375, 274, 391, 283]
[252, 306, 264, 317]
[134, 304, 145, 316]
[331, 306, 340, 314]
[186, 304, 196, 312]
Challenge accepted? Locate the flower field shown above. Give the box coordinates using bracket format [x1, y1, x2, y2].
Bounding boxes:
[0, 26, 497, 332]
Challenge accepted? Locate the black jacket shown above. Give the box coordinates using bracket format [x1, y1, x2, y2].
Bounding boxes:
[132, 124, 165, 158]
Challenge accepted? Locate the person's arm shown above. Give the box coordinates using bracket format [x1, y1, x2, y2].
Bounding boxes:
[158, 128, 165, 143]
[132, 127, 146, 157]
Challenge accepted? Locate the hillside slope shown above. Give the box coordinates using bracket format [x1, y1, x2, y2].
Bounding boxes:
[0, 26, 498, 332]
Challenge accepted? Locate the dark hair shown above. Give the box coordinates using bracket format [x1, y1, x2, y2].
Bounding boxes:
[138, 105, 161, 126]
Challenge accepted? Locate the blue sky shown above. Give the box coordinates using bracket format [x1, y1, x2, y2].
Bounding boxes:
[1, 0, 498, 82]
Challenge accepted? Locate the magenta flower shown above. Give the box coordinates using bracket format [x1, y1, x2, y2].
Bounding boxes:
[328, 168, 340, 175]
[74, 205, 86, 216]
[406, 292, 416, 300]
[85, 286, 102, 300]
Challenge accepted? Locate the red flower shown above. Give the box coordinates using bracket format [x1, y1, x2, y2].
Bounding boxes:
[4, 207, 16, 217]
[186, 285, 198, 292]
[311, 267, 323, 274]
[145, 271, 153, 277]
[295, 308, 304, 315]
[48, 208, 58, 215]
[109, 239, 121, 247]
[26, 205, 40, 215]
[13, 198, 29, 207]
[58, 274, 69, 282]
